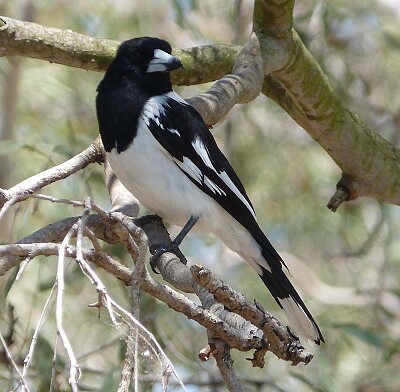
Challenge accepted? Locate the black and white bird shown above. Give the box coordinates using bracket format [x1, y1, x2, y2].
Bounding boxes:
[96, 37, 324, 344]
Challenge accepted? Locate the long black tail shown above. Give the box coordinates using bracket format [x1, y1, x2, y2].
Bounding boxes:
[257, 237, 324, 344]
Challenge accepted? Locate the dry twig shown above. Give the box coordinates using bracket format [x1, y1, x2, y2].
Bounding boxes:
[0, 330, 30, 392]
[56, 224, 80, 391]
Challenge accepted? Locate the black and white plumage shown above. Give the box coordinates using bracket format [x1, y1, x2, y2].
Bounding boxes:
[96, 37, 324, 344]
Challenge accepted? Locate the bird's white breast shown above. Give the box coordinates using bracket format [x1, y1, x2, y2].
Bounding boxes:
[107, 118, 219, 232]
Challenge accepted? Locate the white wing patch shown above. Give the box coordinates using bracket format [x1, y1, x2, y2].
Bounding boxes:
[204, 176, 226, 195]
[142, 96, 170, 128]
[142, 95, 185, 136]
[174, 156, 202, 184]
[218, 171, 256, 220]
[192, 137, 216, 172]
[168, 128, 181, 137]
[192, 137, 256, 220]
[175, 157, 226, 196]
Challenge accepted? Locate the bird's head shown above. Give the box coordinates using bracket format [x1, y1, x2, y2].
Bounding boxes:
[116, 37, 182, 75]
[101, 37, 183, 95]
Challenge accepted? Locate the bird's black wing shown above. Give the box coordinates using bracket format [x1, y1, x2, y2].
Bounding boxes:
[143, 94, 284, 263]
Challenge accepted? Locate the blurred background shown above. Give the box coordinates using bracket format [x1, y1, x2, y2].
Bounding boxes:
[1, 0, 400, 390]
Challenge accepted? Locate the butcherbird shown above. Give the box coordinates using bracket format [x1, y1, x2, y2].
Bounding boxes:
[96, 37, 323, 344]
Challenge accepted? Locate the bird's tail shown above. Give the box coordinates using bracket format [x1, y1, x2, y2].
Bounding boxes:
[256, 239, 324, 344]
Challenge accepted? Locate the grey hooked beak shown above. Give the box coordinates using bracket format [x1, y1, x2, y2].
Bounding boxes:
[146, 49, 183, 73]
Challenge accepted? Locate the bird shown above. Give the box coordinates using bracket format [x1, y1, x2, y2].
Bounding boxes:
[96, 36, 324, 344]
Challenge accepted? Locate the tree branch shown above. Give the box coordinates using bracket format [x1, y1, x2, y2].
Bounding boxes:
[213, 342, 243, 392]
[0, 138, 103, 208]
[191, 265, 313, 366]
[254, 0, 400, 206]
[0, 16, 239, 86]
[0, 211, 313, 365]
[187, 32, 264, 126]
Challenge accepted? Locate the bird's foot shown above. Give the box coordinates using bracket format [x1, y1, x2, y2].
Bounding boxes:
[148, 215, 198, 273]
[149, 242, 187, 274]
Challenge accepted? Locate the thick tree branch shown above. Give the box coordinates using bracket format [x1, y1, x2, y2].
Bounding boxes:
[254, 0, 400, 206]
[102, 149, 140, 217]
[253, 0, 294, 32]
[187, 33, 264, 125]
[0, 16, 239, 86]
[271, 30, 400, 205]
[0, 16, 118, 71]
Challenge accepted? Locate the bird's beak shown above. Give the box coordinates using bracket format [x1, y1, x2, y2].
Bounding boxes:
[146, 49, 183, 73]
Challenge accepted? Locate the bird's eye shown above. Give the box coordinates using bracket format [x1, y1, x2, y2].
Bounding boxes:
[130, 51, 142, 63]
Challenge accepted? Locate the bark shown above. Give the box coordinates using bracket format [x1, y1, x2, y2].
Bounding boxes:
[1, 8, 399, 208]
[0, 16, 239, 86]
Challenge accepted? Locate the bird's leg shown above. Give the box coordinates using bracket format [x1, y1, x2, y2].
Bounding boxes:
[149, 215, 199, 273]
[171, 215, 199, 247]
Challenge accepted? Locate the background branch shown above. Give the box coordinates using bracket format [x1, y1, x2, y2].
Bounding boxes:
[2, 12, 400, 206]
[0, 16, 239, 86]
[254, 0, 400, 205]
[0, 138, 103, 208]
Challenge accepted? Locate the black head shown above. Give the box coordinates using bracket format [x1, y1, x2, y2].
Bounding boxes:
[99, 37, 183, 96]
[96, 37, 183, 152]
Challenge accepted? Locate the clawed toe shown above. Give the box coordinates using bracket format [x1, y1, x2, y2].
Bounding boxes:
[149, 243, 188, 273]
[149, 252, 162, 274]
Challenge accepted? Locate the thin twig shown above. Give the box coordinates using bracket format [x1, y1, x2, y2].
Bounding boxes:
[213, 342, 244, 392]
[109, 298, 187, 392]
[0, 139, 103, 208]
[15, 256, 32, 281]
[83, 227, 104, 255]
[118, 334, 138, 392]
[56, 224, 80, 391]
[75, 201, 117, 325]
[22, 282, 57, 380]
[30, 193, 85, 207]
[71, 215, 186, 391]
[0, 194, 27, 223]
[49, 333, 59, 392]
[117, 217, 148, 392]
[0, 330, 30, 392]
[0, 192, 84, 224]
